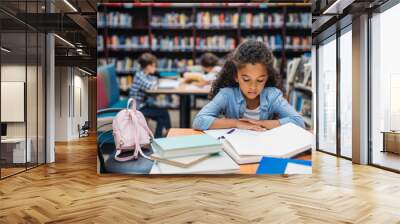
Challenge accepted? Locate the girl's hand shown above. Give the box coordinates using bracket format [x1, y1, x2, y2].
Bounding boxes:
[239, 118, 280, 130]
[239, 118, 261, 126]
[236, 120, 266, 131]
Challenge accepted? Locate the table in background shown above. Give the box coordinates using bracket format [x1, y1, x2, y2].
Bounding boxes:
[146, 82, 210, 128]
[167, 128, 311, 174]
[1, 138, 32, 165]
[381, 131, 400, 154]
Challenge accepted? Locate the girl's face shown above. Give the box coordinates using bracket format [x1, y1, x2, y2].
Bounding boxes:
[235, 63, 268, 100]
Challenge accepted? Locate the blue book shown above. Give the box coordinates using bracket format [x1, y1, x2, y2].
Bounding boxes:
[151, 134, 222, 158]
[256, 156, 312, 175]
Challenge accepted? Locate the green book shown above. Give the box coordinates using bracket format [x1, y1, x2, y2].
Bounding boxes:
[151, 134, 222, 158]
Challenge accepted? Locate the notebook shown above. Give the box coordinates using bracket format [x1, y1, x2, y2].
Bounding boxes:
[223, 123, 313, 157]
[256, 156, 312, 175]
[157, 79, 180, 89]
[150, 151, 240, 174]
[221, 140, 262, 164]
[149, 152, 217, 168]
[151, 134, 223, 158]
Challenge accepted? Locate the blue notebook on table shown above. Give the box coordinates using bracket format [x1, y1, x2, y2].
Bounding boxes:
[151, 134, 222, 158]
[256, 156, 312, 175]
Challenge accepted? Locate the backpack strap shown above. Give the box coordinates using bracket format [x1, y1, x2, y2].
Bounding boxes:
[130, 110, 152, 160]
[127, 98, 136, 111]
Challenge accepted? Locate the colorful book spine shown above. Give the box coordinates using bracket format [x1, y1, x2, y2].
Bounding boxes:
[106, 35, 149, 50]
[196, 12, 238, 28]
[151, 12, 193, 28]
[241, 35, 283, 50]
[98, 12, 133, 28]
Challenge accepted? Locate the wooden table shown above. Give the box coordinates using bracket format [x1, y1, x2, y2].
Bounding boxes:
[167, 128, 311, 174]
[146, 81, 210, 128]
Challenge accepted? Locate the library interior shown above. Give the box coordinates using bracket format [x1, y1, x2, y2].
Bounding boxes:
[0, 1, 399, 223]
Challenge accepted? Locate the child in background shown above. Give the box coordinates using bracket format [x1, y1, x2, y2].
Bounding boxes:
[192, 40, 304, 131]
[183, 52, 221, 87]
[130, 53, 171, 137]
[199, 52, 221, 85]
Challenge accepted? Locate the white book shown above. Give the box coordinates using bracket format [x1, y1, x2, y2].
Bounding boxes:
[150, 151, 240, 174]
[221, 140, 262, 164]
[205, 123, 313, 159]
[224, 123, 313, 157]
[204, 129, 262, 164]
[284, 162, 312, 174]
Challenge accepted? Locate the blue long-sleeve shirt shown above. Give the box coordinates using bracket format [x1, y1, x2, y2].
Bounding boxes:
[192, 87, 305, 130]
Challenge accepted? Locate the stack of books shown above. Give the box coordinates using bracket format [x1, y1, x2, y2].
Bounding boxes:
[150, 134, 240, 174]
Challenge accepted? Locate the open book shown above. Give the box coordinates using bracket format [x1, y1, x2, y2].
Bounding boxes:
[204, 123, 313, 164]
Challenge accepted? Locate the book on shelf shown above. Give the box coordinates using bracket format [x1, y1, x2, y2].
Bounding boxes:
[240, 13, 283, 28]
[151, 12, 193, 28]
[195, 36, 236, 51]
[97, 36, 104, 52]
[196, 11, 239, 28]
[151, 35, 194, 51]
[157, 58, 193, 73]
[241, 35, 283, 51]
[105, 35, 149, 50]
[98, 12, 133, 28]
[286, 13, 311, 28]
[285, 36, 311, 51]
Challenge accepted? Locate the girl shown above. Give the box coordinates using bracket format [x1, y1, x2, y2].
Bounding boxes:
[192, 40, 305, 131]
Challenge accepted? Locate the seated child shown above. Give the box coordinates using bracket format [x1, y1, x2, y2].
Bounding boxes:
[183, 52, 221, 87]
[130, 53, 171, 137]
[192, 40, 305, 131]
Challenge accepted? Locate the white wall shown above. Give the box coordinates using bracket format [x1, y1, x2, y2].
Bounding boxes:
[54, 67, 89, 141]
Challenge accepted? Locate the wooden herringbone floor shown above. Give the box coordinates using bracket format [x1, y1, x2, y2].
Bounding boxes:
[1, 135, 400, 224]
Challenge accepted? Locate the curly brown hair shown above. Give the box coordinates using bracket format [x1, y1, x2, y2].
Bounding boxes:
[209, 40, 277, 99]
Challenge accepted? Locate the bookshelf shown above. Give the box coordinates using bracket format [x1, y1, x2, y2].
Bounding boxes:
[287, 56, 312, 128]
[97, 3, 311, 96]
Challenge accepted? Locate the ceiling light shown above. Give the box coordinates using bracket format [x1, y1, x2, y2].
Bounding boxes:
[54, 34, 75, 48]
[63, 0, 78, 12]
[1, 47, 11, 53]
[78, 67, 93, 76]
[323, 0, 354, 15]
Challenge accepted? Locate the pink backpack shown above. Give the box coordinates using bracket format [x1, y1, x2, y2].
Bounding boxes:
[112, 98, 154, 161]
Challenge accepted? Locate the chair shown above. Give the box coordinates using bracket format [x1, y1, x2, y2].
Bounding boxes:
[97, 129, 154, 174]
[97, 64, 128, 143]
[78, 121, 90, 138]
